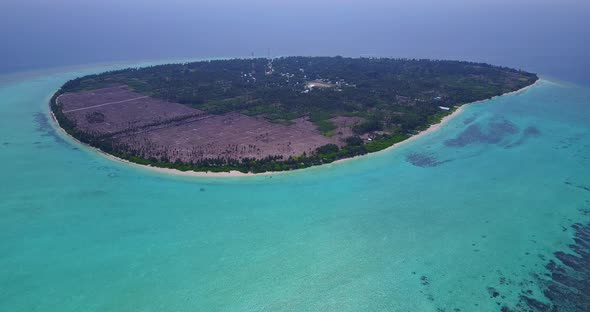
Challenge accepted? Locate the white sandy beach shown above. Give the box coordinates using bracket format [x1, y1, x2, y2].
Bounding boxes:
[51, 79, 541, 178]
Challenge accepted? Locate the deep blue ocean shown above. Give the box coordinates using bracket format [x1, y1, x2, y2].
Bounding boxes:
[1, 1, 590, 311]
[1, 0, 589, 84]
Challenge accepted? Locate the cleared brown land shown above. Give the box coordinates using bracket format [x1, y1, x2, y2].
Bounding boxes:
[58, 86, 347, 162]
[59, 86, 204, 135]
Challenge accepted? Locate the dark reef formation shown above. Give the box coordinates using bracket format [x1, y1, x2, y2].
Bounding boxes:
[444, 116, 519, 147]
[406, 116, 541, 168]
[505, 222, 590, 312]
[34, 112, 67, 146]
[406, 152, 450, 167]
[463, 115, 477, 125]
[506, 126, 542, 149]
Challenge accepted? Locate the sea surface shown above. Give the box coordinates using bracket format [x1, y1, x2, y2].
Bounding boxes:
[1, 63, 589, 311]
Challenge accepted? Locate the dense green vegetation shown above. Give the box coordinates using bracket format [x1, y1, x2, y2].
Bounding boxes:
[58, 56, 537, 133]
[52, 56, 537, 173]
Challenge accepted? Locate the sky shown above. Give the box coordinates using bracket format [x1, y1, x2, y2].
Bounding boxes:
[1, 0, 589, 83]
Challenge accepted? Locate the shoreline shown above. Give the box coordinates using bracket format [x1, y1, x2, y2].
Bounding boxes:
[331, 78, 541, 167]
[50, 79, 541, 178]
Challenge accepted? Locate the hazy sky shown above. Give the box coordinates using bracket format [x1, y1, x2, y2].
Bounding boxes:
[1, 0, 589, 82]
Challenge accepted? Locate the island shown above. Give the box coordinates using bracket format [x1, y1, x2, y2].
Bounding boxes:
[50, 57, 538, 174]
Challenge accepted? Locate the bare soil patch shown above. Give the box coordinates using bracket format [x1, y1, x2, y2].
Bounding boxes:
[58, 86, 336, 162]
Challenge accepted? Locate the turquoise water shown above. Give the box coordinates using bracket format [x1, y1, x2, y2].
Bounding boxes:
[1, 65, 590, 311]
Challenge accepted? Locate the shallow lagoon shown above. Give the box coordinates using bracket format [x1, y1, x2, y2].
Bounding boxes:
[1, 64, 589, 311]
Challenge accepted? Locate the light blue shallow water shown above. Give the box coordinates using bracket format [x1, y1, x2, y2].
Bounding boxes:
[1, 65, 589, 311]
